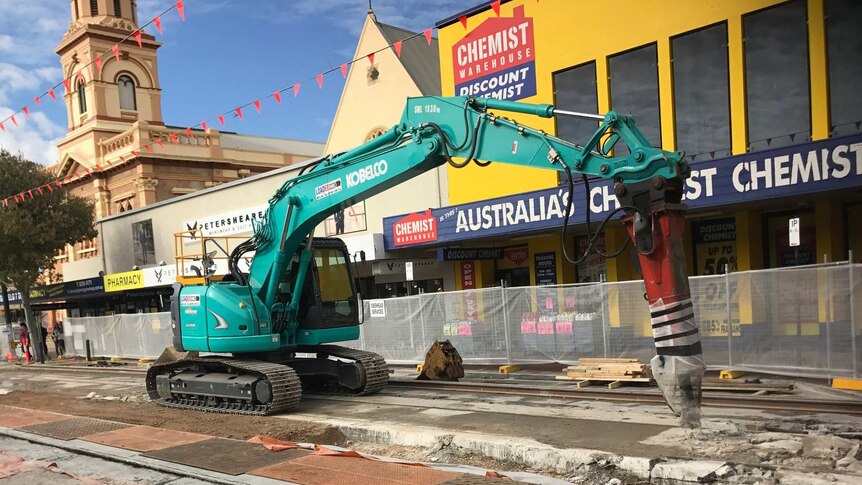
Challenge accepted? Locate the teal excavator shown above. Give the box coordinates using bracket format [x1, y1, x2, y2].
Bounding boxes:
[147, 96, 706, 427]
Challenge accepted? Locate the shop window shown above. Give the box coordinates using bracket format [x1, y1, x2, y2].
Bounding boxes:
[744, 1, 810, 151]
[847, 204, 862, 263]
[132, 219, 156, 266]
[554, 62, 599, 147]
[672, 23, 731, 161]
[691, 217, 737, 275]
[826, 0, 862, 136]
[118, 75, 136, 111]
[764, 211, 815, 268]
[375, 279, 443, 298]
[609, 44, 661, 156]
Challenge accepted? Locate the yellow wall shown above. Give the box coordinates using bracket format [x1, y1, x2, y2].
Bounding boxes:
[438, 0, 793, 206]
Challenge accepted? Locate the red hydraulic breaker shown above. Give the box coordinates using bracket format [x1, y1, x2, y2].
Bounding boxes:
[617, 175, 705, 428]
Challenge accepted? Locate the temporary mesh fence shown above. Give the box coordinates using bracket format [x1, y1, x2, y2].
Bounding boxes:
[63, 263, 861, 379]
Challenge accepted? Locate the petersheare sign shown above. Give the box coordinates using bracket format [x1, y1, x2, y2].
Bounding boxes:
[384, 133, 862, 249]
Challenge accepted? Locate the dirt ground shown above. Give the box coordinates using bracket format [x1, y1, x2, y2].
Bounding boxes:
[0, 390, 348, 445]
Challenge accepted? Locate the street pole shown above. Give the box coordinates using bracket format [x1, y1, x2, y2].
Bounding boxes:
[1, 283, 13, 349]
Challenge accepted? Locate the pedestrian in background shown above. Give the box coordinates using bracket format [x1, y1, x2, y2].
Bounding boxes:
[17, 322, 32, 362]
[40, 325, 49, 360]
[53, 322, 66, 357]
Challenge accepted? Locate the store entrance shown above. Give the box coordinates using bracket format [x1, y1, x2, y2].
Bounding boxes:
[495, 268, 531, 288]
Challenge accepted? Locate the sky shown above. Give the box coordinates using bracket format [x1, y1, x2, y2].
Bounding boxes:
[0, 0, 471, 165]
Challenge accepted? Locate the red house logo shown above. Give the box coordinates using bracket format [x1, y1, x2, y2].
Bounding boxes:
[452, 5, 536, 101]
[392, 210, 438, 246]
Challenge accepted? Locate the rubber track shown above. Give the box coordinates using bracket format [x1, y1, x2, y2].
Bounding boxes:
[296, 345, 389, 396]
[146, 357, 301, 416]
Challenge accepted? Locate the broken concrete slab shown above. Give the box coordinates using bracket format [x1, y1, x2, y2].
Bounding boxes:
[755, 439, 803, 455]
[802, 434, 858, 458]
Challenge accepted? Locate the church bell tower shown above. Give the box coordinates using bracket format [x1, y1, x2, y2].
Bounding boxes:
[55, 0, 164, 181]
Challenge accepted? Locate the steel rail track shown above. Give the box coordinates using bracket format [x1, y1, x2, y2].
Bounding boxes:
[386, 379, 862, 415]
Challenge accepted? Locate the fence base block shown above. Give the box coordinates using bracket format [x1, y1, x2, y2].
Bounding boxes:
[498, 365, 522, 374]
[720, 370, 747, 380]
[832, 378, 862, 391]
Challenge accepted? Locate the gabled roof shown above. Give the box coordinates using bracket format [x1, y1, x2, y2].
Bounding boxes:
[376, 22, 441, 96]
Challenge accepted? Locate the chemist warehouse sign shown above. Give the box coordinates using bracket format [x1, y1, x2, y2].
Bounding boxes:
[383, 134, 862, 249]
[453, 5, 536, 101]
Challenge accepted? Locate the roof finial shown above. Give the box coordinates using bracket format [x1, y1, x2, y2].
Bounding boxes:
[368, 1, 376, 22]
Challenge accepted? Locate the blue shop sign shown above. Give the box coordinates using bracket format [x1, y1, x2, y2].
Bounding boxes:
[383, 133, 862, 249]
[64, 276, 105, 296]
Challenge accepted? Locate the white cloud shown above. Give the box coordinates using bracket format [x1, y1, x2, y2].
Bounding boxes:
[0, 107, 63, 166]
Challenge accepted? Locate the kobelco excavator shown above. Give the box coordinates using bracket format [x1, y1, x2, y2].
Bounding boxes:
[147, 95, 706, 427]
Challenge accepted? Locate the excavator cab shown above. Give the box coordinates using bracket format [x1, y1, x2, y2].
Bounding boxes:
[279, 238, 361, 331]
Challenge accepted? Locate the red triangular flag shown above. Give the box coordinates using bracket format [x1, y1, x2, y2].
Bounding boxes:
[131, 150, 138, 157]
[170, 133, 179, 144]
[76, 70, 85, 83]
[491, 0, 501, 16]
[201, 121, 208, 132]
[134, 30, 142, 47]
[45, 183, 53, 192]
[28, 190, 33, 199]
[218, 114, 225, 126]
[62, 78, 71, 93]
[156, 138, 163, 148]
[0, 122, 4, 132]
[48, 88, 56, 101]
[37, 187, 44, 195]
[10, 115, 16, 127]
[253, 100, 261, 113]
[424, 28, 432, 45]
[293, 83, 300, 97]
[236, 107, 244, 119]
[459, 16, 468, 29]
[274, 91, 282, 104]
[34, 96, 41, 107]
[55, 180, 63, 188]
[22, 106, 29, 118]
[144, 144, 152, 152]
[120, 156, 126, 163]
[368, 52, 375, 65]
[95, 56, 103, 75]
[94, 164, 102, 171]
[393, 40, 402, 57]
[316, 73, 324, 89]
[340, 63, 348, 78]
[185, 127, 193, 137]
[105, 159, 113, 168]
[3, 198, 7, 207]
[154, 16, 163, 34]
[176, 0, 185, 21]
[84, 168, 92, 176]
[112, 44, 120, 61]
[13, 195, 19, 203]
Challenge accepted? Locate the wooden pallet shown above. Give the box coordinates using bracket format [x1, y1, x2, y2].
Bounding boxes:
[559, 357, 652, 388]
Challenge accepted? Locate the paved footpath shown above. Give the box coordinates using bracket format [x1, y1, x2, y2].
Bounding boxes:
[0, 404, 560, 485]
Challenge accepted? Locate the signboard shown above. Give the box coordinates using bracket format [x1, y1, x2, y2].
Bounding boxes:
[459, 262, 477, 290]
[504, 247, 529, 266]
[104, 270, 144, 292]
[534, 252, 557, 285]
[143, 266, 178, 288]
[183, 204, 268, 240]
[372, 260, 438, 276]
[384, 133, 862, 249]
[452, 5, 536, 101]
[459, 261, 479, 321]
[392, 210, 437, 246]
[789, 217, 800, 247]
[368, 300, 386, 318]
[437, 248, 503, 260]
[405, 262, 414, 281]
[692, 217, 737, 275]
[64, 277, 104, 297]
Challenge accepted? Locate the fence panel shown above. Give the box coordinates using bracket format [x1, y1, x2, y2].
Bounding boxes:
[55, 264, 859, 379]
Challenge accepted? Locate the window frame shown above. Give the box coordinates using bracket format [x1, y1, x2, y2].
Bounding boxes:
[607, 41, 663, 155]
[77, 79, 87, 114]
[117, 73, 137, 111]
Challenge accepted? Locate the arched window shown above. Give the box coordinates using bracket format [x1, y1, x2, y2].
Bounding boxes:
[118, 75, 136, 111]
[77, 80, 87, 114]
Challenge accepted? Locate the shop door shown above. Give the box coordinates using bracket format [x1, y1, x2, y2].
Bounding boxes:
[496, 268, 531, 287]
